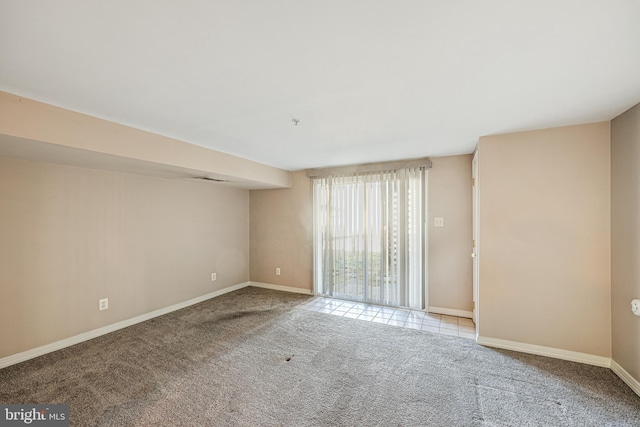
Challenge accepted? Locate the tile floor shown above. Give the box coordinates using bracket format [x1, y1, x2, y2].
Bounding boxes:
[296, 297, 476, 340]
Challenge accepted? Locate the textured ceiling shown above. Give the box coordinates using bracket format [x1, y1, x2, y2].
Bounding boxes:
[1, 1, 639, 170]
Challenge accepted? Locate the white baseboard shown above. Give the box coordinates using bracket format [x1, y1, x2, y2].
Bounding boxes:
[249, 281, 313, 295]
[0, 281, 251, 370]
[611, 359, 640, 398]
[428, 306, 473, 319]
[476, 336, 611, 368]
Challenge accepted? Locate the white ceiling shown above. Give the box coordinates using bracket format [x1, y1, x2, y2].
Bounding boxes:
[1, 1, 639, 171]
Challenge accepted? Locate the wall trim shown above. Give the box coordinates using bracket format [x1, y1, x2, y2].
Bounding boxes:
[0, 281, 251, 370]
[477, 336, 611, 368]
[428, 306, 473, 319]
[9, 281, 635, 398]
[611, 359, 640, 398]
[249, 281, 313, 295]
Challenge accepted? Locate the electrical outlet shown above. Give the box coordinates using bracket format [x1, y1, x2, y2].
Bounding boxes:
[211, 273, 217, 281]
[632, 299, 640, 317]
[275, 267, 281, 276]
[99, 298, 109, 311]
[434, 217, 444, 227]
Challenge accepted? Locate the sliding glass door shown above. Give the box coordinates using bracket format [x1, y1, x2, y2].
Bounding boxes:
[313, 168, 425, 310]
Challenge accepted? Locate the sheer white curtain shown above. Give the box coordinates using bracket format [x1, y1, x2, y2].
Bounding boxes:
[313, 167, 425, 309]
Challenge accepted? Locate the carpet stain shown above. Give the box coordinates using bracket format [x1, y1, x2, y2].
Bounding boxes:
[215, 309, 274, 321]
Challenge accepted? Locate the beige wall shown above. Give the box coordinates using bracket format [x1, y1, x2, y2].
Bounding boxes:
[0, 91, 290, 189]
[0, 157, 249, 359]
[477, 122, 611, 357]
[250, 171, 313, 290]
[611, 103, 640, 381]
[249, 158, 473, 313]
[428, 155, 473, 312]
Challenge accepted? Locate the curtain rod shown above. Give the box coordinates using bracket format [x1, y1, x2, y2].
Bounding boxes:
[306, 157, 432, 178]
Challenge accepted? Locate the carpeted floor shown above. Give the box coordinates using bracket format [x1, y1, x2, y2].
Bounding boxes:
[1, 287, 638, 426]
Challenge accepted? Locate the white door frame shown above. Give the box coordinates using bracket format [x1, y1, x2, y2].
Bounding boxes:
[471, 151, 479, 325]
[423, 170, 429, 312]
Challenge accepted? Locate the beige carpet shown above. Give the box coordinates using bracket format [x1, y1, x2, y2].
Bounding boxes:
[1, 287, 638, 426]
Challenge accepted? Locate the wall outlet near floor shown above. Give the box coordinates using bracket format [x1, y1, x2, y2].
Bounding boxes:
[632, 299, 640, 316]
[275, 267, 281, 276]
[211, 273, 217, 281]
[434, 217, 444, 227]
[99, 298, 109, 311]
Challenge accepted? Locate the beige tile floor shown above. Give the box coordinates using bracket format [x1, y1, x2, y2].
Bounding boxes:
[296, 297, 476, 340]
